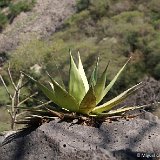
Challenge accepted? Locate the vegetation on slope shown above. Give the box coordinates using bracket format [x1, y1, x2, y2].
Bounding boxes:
[1, 0, 160, 131]
[0, 0, 36, 31]
[2, 0, 158, 95]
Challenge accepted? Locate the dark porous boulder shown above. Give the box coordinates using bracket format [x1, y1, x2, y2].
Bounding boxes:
[124, 77, 160, 118]
[0, 112, 160, 160]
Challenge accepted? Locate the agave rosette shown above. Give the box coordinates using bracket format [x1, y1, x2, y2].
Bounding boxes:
[20, 52, 144, 123]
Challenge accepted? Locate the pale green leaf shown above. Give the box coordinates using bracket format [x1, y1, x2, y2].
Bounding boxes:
[98, 105, 145, 116]
[92, 82, 142, 114]
[94, 61, 110, 105]
[103, 57, 131, 98]
[78, 52, 89, 92]
[22, 72, 56, 103]
[79, 86, 96, 115]
[46, 71, 66, 91]
[48, 81, 54, 91]
[23, 72, 79, 112]
[89, 57, 99, 87]
[54, 64, 66, 90]
[69, 53, 86, 104]
[46, 77, 79, 112]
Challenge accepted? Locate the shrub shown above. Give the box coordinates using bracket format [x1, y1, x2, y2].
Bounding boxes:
[149, 0, 160, 13]
[145, 34, 160, 75]
[112, 11, 144, 24]
[146, 52, 160, 68]
[5, 0, 160, 99]
[9, 39, 52, 72]
[0, 86, 11, 105]
[0, 12, 8, 31]
[0, 0, 11, 8]
[153, 63, 160, 80]
[9, 0, 35, 19]
[76, 0, 90, 12]
[89, 0, 110, 18]
[0, 0, 36, 31]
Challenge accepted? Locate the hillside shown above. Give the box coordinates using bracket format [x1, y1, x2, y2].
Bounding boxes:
[0, 0, 160, 131]
[0, 0, 76, 131]
[1, 0, 159, 80]
[0, 0, 160, 102]
[0, 0, 76, 54]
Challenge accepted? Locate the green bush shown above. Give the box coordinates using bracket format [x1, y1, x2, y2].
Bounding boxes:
[89, 0, 110, 18]
[0, 0, 36, 31]
[9, 39, 52, 72]
[4, 0, 160, 99]
[112, 11, 144, 24]
[146, 52, 160, 68]
[145, 34, 160, 70]
[76, 0, 90, 12]
[0, 86, 10, 105]
[9, 0, 35, 18]
[153, 63, 160, 79]
[0, 12, 8, 30]
[149, 0, 160, 13]
[0, 0, 11, 8]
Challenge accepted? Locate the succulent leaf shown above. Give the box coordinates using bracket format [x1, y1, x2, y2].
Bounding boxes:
[69, 53, 86, 104]
[98, 105, 144, 116]
[92, 82, 142, 114]
[45, 77, 79, 112]
[23, 72, 79, 112]
[78, 52, 89, 92]
[48, 81, 54, 91]
[103, 57, 131, 98]
[89, 57, 99, 87]
[46, 71, 66, 91]
[94, 61, 110, 105]
[79, 86, 96, 115]
[54, 64, 66, 90]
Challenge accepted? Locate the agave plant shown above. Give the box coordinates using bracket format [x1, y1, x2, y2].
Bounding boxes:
[18, 52, 145, 124]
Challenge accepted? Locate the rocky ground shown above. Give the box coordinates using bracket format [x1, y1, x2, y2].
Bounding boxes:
[0, 112, 160, 160]
[0, 0, 76, 54]
[123, 77, 160, 118]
